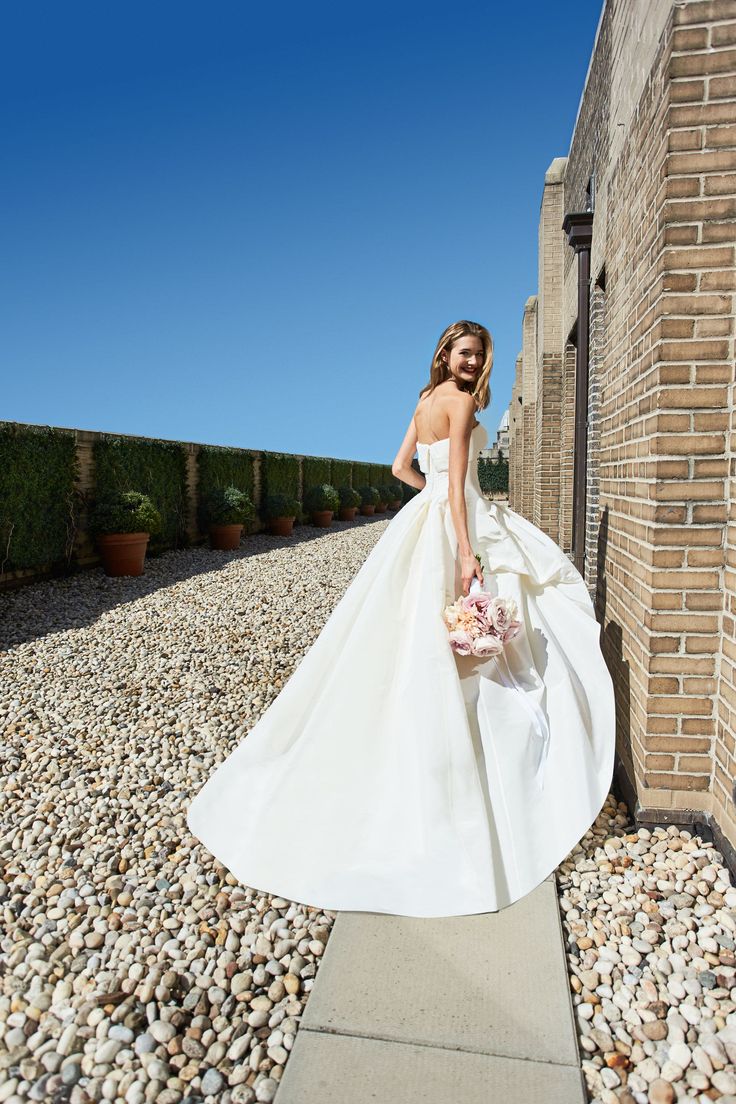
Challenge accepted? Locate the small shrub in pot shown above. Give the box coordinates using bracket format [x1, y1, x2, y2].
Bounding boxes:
[338, 484, 361, 521]
[263, 492, 301, 537]
[358, 485, 380, 517]
[203, 485, 255, 550]
[89, 491, 162, 577]
[304, 483, 340, 528]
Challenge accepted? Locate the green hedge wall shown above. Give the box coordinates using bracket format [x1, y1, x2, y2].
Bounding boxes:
[260, 452, 300, 515]
[301, 457, 333, 523]
[332, 458, 352, 490]
[0, 420, 406, 580]
[374, 463, 395, 490]
[197, 446, 255, 533]
[0, 423, 78, 572]
[302, 456, 331, 490]
[479, 454, 509, 495]
[351, 461, 373, 492]
[93, 436, 189, 552]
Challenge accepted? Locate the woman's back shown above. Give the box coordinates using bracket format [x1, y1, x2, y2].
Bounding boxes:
[414, 382, 479, 446]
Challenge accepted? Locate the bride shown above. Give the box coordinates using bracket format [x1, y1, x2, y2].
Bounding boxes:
[186, 319, 616, 918]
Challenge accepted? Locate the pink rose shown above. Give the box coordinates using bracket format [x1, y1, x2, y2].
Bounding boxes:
[472, 634, 504, 658]
[448, 629, 474, 655]
[461, 591, 494, 634]
[488, 596, 518, 634]
[502, 620, 523, 643]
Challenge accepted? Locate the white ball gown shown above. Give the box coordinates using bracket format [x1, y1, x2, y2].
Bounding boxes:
[186, 422, 616, 918]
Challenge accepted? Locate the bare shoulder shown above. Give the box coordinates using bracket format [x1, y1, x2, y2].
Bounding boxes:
[429, 381, 474, 410]
[450, 389, 476, 413]
[446, 387, 478, 427]
[414, 382, 477, 439]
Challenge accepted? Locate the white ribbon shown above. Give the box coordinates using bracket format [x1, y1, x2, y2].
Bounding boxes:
[492, 648, 551, 792]
[464, 578, 551, 791]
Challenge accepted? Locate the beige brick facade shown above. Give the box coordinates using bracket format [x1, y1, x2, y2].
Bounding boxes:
[510, 0, 736, 863]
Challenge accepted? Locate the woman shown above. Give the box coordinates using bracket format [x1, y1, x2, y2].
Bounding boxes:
[186, 319, 615, 917]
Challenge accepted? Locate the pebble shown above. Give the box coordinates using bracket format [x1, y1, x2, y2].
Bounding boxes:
[255, 1078, 278, 1102]
[200, 1068, 224, 1095]
[713, 1070, 736, 1094]
[148, 1020, 176, 1044]
[559, 796, 736, 1102]
[0, 530, 383, 1103]
[648, 1080, 674, 1104]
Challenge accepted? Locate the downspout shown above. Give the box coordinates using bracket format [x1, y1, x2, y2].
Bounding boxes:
[562, 211, 594, 576]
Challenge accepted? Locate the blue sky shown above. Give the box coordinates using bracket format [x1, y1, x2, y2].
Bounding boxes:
[2, 1, 601, 464]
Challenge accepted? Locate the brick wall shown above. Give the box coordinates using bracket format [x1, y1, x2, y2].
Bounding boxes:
[509, 355, 523, 505]
[669, 0, 736, 841]
[508, 297, 539, 520]
[533, 163, 566, 542]
[510, 0, 736, 860]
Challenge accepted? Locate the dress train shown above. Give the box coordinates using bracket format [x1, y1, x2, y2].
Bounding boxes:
[186, 423, 616, 917]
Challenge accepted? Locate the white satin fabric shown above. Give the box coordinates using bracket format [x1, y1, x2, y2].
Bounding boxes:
[186, 423, 615, 917]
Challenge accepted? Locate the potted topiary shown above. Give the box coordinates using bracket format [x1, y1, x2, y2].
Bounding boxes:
[89, 490, 162, 577]
[377, 483, 399, 512]
[202, 485, 255, 550]
[263, 492, 301, 537]
[385, 480, 404, 511]
[304, 483, 340, 528]
[338, 485, 361, 522]
[358, 485, 380, 516]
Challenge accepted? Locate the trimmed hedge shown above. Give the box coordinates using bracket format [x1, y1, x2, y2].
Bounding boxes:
[479, 453, 509, 496]
[331, 458, 352, 489]
[0, 423, 78, 572]
[367, 462, 392, 488]
[351, 460, 372, 494]
[0, 420, 401, 582]
[93, 435, 189, 553]
[302, 457, 333, 524]
[197, 446, 255, 533]
[260, 452, 300, 520]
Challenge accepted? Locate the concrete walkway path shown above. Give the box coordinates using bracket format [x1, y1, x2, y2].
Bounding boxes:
[275, 872, 585, 1103]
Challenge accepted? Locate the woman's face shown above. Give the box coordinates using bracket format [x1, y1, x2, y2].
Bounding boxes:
[441, 334, 485, 386]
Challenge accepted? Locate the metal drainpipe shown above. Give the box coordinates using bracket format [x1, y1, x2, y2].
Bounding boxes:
[562, 211, 594, 576]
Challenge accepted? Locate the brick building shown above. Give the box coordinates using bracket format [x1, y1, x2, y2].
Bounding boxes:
[509, 0, 736, 863]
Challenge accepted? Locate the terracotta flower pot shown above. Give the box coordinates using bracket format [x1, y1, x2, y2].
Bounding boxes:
[97, 532, 150, 577]
[388, 500, 402, 511]
[338, 506, 358, 521]
[209, 523, 243, 550]
[360, 504, 375, 516]
[311, 510, 333, 528]
[267, 516, 295, 536]
[375, 502, 387, 513]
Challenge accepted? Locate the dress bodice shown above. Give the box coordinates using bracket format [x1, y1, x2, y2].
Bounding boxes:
[416, 423, 488, 497]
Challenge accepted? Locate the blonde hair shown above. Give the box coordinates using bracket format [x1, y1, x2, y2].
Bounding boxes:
[419, 320, 493, 411]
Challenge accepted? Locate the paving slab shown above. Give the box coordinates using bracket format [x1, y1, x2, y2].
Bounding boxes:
[301, 874, 578, 1063]
[275, 1030, 586, 1104]
[275, 873, 585, 1102]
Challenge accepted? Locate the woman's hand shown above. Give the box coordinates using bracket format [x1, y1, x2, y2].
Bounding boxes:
[460, 551, 484, 596]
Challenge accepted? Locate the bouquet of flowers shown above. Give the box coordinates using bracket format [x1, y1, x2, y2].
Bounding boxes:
[442, 552, 523, 657]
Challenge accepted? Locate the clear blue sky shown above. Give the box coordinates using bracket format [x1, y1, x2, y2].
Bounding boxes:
[2, 1, 601, 464]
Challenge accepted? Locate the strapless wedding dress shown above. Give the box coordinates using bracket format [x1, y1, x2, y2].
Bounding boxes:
[186, 422, 615, 917]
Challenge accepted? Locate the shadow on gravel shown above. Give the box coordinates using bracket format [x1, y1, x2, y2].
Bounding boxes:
[0, 514, 391, 651]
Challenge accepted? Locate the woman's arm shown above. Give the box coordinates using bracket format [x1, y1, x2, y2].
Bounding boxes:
[447, 394, 483, 594]
[391, 417, 426, 491]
